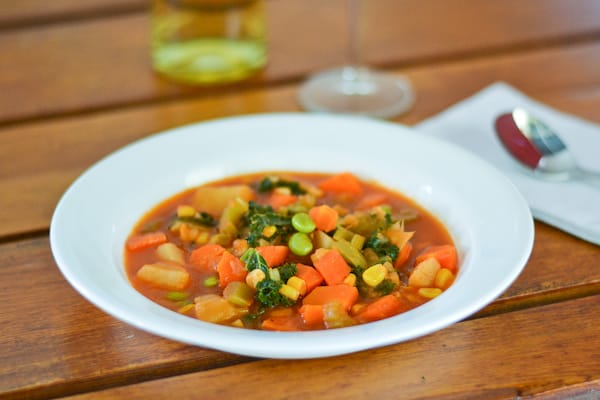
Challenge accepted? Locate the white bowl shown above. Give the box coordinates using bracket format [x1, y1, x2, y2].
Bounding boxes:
[50, 113, 534, 359]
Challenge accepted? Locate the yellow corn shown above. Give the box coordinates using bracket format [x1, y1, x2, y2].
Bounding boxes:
[177, 303, 195, 314]
[287, 276, 307, 296]
[279, 284, 300, 301]
[418, 287, 442, 299]
[245, 269, 266, 289]
[194, 231, 210, 245]
[343, 273, 357, 287]
[434, 268, 455, 290]
[230, 319, 244, 328]
[177, 205, 197, 218]
[362, 264, 387, 287]
[350, 234, 365, 250]
[180, 224, 199, 242]
[262, 225, 277, 238]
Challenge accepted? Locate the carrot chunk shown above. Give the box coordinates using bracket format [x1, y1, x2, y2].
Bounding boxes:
[309, 205, 338, 232]
[261, 316, 299, 331]
[216, 251, 247, 288]
[299, 304, 324, 327]
[126, 232, 167, 251]
[295, 263, 324, 293]
[415, 244, 458, 272]
[312, 249, 351, 286]
[356, 295, 407, 323]
[256, 245, 289, 267]
[189, 244, 226, 272]
[318, 172, 363, 195]
[394, 241, 413, 268]
[302, 285, 359, 311]
[268, 192, 298, 209]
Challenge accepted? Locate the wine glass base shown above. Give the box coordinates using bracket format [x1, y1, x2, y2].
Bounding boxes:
[298, 66, 414, 119]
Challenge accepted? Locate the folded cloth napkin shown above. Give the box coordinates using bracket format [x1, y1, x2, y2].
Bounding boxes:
[415, 82, 600, 246]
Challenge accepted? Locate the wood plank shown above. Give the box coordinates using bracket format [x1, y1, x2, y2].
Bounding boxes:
[0, 237, 253, 400]
[63, 295, 600, 399]
[0, 231, 597, 399]
[2, 41, 600, 239]
[0, 0, 145, 29]
[2, 0, 600, 123]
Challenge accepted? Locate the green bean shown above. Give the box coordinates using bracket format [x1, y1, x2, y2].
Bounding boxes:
[203, 276, 219, 287]
[291, 212, 316, 233]
[288, 232, 313, 256]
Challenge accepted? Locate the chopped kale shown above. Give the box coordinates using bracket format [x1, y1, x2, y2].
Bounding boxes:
[243, 201, 293, 246]
[240, 248, 269, 274]
[364, 232, 399, 262]
[255, 279, 296, 308]
[277, 263, 297, 282]
[257, 177, 306, 195]
[374, 279, 397, 295]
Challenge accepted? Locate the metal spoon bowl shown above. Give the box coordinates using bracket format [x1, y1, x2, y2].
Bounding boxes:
[495, 108, 600, 188]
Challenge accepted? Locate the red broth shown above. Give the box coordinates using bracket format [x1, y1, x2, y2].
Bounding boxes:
[124, 172, 457, 331]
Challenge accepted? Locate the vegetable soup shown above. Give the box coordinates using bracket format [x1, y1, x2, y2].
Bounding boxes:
[124, 172, 458, 331]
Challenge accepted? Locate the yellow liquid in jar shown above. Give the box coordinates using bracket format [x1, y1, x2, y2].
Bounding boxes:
[151, 0, 267, 85]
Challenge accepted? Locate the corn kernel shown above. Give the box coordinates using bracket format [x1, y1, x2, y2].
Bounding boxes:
[269, 268, 281, 281]
[177, 303, 195, 314]
[177, 205, 197, 218]
[418, 287, 442, 299]
[434, 268, 455, 290]
[194, 231, 210, 245]
[287, 276, 307, 296]
[343, 273, 357, 287]
[180, 224, 199, 242]
[350, 234, 365, 250]
[351, 303, 366, 315]
[274, 187, 292, 196]
[362, 264, 387, 287]
[245, 269, 266, 289]
[279, 284, 300, 301]
[230, 319, 244, 328]
[262, 225, 277, 238]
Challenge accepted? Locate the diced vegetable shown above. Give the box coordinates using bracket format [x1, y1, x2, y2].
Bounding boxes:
[362, 264, 387, 287]
[331, 238, 367, 268]
[408, 257, 441, 288]
[415, 245, 458, 272]
[136, 262, 190, 290]
[299, 304, 324, 326]
[288, 232, 313, 256]
[193, 185, 255, 216]
[302, 285, 359, 311]
[268, 192, 298, 209]
[355, 294, 406, 323]
[194, 294, 242, 324]
[216, 251, 247, 288]
[394, 241, 413, 268]
[287, 276, 307, 296]
[223, 281, 255, 307]
[279, 284, 300, 301]
[189, 244, 225, 271]
[418, 287, 442, 299]
[126, 232, 167, 251]
[245, 268, 266, 289]
[434, 268, 455, 290]
[318, 172, 362, 196]
[312, 248, 351, 286]
[218, 197, 249, 238]
[291, 212, 316, 233]
[156, 242, 185, 265]
[309, 205, 338, 232]
[261, 316, 298, 331]
[295, 263, 324, 293]
[256, 245, 289, 267]
[323, 302, 356, 329]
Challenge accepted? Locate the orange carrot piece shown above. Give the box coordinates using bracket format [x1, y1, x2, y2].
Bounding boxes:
[268, 192, 298, 209]
[295, 263, 324, 292]
[256, 245, 289, 267]
[126, 232, 168, 251]
[299, 304, 324, 327]
[189, 244, 226, 272]
[261, 316, 300, 331]
[415, 244, 458, 272]
[394, 241, 413, 268]
[312, 249, 351, 286]
[318, 172, 362, 196]
[309, 205, 338, 232]
[356, 193, 388, 210]
[356, 295, 407, 323]
[216, 251, 247, 288]
[302, 285, 359, 311]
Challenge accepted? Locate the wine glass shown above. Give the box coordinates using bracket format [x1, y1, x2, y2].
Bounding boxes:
[298, 0, 414, 119]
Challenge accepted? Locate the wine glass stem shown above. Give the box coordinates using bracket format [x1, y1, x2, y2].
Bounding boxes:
[347, 0, 360, 67]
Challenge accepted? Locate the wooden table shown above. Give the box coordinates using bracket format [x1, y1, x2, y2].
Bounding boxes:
[1, 1, 599, 399]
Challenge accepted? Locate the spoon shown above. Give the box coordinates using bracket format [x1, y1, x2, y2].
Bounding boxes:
[495, 108, 600, 188]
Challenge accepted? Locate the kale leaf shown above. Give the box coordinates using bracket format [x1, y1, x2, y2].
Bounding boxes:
[243, 201, 293, 246]
[257, 177, 306, 195]
[255, 279, 296, 308]
[277, 263, 297, 282]
[240, 248, 269, 274]
[364, 232, 399, 263]
[176, 212, 216, 227]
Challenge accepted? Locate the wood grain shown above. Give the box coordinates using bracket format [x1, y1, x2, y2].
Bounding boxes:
[1, 0, 600, 124]
[63, 295, 600, 400]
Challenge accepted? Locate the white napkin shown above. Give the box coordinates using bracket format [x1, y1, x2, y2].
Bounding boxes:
[415, 82, 600, 246]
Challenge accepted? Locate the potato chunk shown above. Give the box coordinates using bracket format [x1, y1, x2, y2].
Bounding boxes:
[194, 294, 241, 324]
[136, 262, 190, 290]
[408, 257, 441, 288]
[192, 185, 254, 216]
